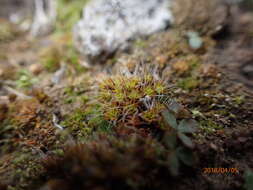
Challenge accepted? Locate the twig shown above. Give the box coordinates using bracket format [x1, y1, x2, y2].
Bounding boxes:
[52, 114, 64, 130]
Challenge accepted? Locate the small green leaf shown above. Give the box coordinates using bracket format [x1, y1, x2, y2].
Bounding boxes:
[162, 110, 177, 129]
[163, 133, 177, 149]
[168, 151, 179, 176]
[178, 133, 195, 149]
[176, 147, 195, 166]
[178, 119, 198, 133]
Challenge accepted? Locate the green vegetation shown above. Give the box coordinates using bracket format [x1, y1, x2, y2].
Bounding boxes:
[161, 109, 197, 175]
[177, 76, 200, 90]
[40, 46, 61, 72]
[0, 148, 43, 190]
[41, 127, 196, 190]
[39, 43, 85, 73]
[0, 21, 18, 42]
[172, 55, 201, 90]
[56, 0, 90, 34]
[16, 70, 38, 89]
[162, 109, 198, 149]
[244, 169, 253, 190]
[61, 105, 112, 140]
[39, 0, 89, 73]
[199, 119, 223, 134]
[98, 74, 168, 125]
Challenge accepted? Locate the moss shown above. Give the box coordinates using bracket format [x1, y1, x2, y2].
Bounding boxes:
[140, 104, 164, 123]
[98, 74, 168, 126]
[80, 95, 90, 104]
[5, 98, 61, 152]
[173, 55, 201, 76]
[233, 95, 245, 105]
[10, 99, 41, 130]
[61, 109, 91, 138]
[15, 70, 38, 89]
[39, 43, 85, 73]
[63, 84, 89, 104]
[39, 131, 196, 190]
[199, 119, 223, 134]
[0, 149, 43, 190]
[61, 105, 112, 140]
[0, 119, 15, 155]
[66, 48, 86, 73]
[177, 76, 200, 90]
[0, 21, 19, 43]
[39, 46, 61, 72]
[169, 55, 202, 91]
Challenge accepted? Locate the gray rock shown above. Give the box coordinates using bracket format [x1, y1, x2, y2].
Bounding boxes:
[73, 0, 173, 62]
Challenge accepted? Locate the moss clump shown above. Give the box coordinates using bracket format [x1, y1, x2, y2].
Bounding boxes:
[172, 55, 200, 76]
[61, 105, 112, 140]
[11, 99, 41, 131]
[40, 131, 195, 190]
[177, 76, 200, 90]
[199, 119, 223, 134]
[98, 74, 169, 126]
[170, 55, 201, 91]
[6, 98, 61, 151]
[0, 119, 15, 155]
[39, 43, 85, 73]
[233, 95, 245, 106]
[63, 85, 86, 104]
[39, 46, 61, 72]
[0, 149, 43, 190]
[61, 109, 92, 138]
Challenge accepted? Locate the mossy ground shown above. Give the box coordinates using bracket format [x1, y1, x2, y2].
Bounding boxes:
[0, 1, 253, 190]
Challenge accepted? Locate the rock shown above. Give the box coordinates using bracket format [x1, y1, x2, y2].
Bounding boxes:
[73, 0, 173, 63]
